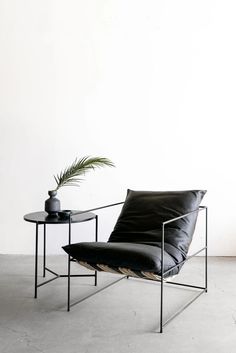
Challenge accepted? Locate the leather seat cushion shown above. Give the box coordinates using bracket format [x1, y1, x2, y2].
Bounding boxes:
[63, 241, 180, 275]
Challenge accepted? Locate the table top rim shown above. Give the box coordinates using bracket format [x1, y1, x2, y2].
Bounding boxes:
[23, 210, 96, 224]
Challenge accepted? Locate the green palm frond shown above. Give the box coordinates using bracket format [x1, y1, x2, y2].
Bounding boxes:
[53, 156, 115, 191]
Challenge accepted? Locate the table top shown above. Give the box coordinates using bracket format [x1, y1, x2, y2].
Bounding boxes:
[24, 211, 96, 224]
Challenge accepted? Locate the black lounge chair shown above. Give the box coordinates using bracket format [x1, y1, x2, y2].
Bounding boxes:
[63, 189, 207, 332]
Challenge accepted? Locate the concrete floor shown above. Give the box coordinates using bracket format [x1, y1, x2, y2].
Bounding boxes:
[0, 255, 236, 353]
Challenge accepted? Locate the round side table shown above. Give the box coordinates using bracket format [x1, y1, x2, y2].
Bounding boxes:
[24, 210, 98, 310]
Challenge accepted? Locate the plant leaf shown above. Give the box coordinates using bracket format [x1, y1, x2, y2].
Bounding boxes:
[54, 156, 115, 191]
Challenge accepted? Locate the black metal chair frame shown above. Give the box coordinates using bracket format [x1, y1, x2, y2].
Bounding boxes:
[67, 202, 208, 333]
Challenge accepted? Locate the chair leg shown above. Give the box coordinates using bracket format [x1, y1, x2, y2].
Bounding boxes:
[67, 255, 71, 312]
[205, 207, 208, 293]
[94, 270, 97, 286]
[160, 277, 164, 333]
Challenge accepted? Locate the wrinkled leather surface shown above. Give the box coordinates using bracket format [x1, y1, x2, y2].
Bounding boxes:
[63, 241, 178, 275]
[62, 190, 206, 275]
[109, 189, 206, 257]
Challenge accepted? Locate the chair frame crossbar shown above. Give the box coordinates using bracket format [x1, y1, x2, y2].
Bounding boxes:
[67, 203, 208, 333]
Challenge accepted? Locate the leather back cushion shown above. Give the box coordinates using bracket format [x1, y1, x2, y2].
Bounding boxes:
[108, 189, 206, 257]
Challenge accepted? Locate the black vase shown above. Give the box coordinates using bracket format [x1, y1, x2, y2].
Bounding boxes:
[45, 190, 61, 215]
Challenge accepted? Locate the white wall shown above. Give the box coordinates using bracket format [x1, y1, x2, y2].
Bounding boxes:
[0, 0, 236, 255]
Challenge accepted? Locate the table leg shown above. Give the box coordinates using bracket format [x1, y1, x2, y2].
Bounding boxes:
[43, 224, 46, 277]
[67, 255, 71, 312]
[34, 222, 39, 298]
[95, 215, 98, 286]
[67, 216, 72, 311]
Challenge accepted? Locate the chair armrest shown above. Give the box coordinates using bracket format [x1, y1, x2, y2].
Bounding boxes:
[161, 206, 208, 277]
[161, 206, 207, 252]
[70, 201, 125, 217]
[162, 206, 207, 226]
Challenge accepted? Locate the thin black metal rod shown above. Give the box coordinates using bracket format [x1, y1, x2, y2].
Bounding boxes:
[159, 205, 208, 332]
[60, 274, 96, 278]
[34, 223, 39, 298]
[70, 276, 126, 308]
[95, 215, 98, 242]
[95, 215, 98, 287]
[67, 216, 72, 312]
[205, 207, 208, 292]
[162, 289, 205, 329]
[45, 266, 95, 278]
[43, 224, 46, 277]
[163, 206, 206, 226]
[160, 223, 165, 333]
[165, 281, 206, 290]
[45, 267, 59, 277]
[163, 247, 206, 276]
[71, 201, 124, 217]
[37, 276, 59, 287]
